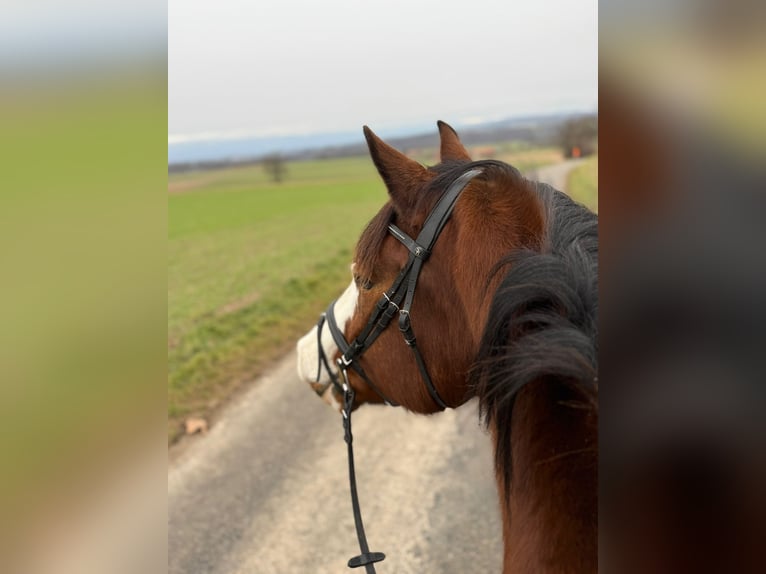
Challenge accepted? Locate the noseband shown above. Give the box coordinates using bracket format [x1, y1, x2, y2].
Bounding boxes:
[311, 168, 482, 572]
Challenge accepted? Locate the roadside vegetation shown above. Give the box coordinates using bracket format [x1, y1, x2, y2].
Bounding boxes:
[567, 155, 598, 212]
[168, 146, 573, 442]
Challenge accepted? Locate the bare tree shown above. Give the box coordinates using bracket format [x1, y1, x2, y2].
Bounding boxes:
[262, 153, 287, 183]
[559, 116, 598, 158]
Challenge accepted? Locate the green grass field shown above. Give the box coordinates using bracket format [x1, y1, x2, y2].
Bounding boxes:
[168, 157, 385, 441]
[168, 147, 577, 442]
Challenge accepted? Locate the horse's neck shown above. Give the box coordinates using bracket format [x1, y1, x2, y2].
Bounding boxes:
[495, 382, 598, 574]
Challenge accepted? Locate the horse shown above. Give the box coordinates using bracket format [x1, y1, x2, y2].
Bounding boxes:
[297, 121, 598, 573]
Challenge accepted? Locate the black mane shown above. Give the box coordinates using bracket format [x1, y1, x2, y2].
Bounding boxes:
[470, 181, 598, 496]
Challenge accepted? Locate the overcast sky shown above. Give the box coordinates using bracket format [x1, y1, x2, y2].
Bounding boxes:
[169, 0, 597, 143]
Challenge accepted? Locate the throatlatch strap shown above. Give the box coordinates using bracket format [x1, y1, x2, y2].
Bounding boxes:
[397, 308, 449, 410]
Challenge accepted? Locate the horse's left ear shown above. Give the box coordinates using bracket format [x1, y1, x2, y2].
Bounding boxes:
[437, 120, 472, 162]
[363, 126, 430, 212]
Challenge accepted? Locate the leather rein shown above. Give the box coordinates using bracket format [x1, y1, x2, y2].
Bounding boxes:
[312, 168, 482, 571]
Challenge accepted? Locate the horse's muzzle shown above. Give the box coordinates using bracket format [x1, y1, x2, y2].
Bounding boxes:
[296, 323, 342, 409]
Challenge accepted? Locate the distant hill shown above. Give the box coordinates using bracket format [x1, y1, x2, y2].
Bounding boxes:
[168, 112, 594, 173]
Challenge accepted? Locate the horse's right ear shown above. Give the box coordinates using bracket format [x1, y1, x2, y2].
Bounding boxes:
[363, 126, 429, 212]
[437, 120, 472, 162]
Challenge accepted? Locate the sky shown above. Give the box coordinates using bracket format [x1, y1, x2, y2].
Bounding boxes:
[169, 0, 597, 145]
[0, 1, 164, 71]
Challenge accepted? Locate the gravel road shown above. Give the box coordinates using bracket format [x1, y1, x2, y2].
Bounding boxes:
[169, 352, 502, 574]
[528, 157, 584, 192]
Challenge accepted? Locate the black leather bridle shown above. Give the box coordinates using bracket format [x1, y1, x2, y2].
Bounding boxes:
[311, 168, 482, 572]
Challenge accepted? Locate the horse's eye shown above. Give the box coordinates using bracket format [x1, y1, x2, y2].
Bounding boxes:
[354, 274, 374, 290]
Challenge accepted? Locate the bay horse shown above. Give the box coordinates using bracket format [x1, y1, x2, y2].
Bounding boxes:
[297, 121, 598, 573]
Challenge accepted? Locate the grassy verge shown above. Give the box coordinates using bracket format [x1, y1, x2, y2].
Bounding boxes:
[567, 155, 598, 211]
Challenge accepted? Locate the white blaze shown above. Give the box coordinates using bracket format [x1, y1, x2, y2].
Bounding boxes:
[296, 279, 359, 384]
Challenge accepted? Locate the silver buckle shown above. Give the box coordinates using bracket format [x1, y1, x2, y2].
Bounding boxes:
[383, 292, 399, 311]
[336, 358, 351, 388]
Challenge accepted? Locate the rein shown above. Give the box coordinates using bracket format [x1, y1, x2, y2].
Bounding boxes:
[313, 168, 483, 571]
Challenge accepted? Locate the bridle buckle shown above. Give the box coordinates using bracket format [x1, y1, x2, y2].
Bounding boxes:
[383, 291, 399, 311]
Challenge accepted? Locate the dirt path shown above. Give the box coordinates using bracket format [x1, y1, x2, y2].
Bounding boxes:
[528, 158, 585, 193]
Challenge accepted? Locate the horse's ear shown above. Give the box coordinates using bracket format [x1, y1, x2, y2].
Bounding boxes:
[437, 120, 472, 162]
[363, 126, 429, 211]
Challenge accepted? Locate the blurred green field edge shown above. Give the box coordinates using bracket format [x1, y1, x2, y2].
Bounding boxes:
[567, 155, 598, 212]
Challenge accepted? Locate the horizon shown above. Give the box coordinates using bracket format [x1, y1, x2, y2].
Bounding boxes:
[168, 102, 598, 145]
[168, 107, 597, 165]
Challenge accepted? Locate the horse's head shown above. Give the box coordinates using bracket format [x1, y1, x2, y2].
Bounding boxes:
[297, 122, 546, 413]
